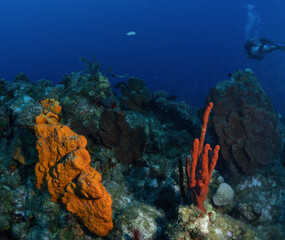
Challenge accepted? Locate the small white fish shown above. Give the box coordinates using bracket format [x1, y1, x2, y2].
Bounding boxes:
[126, 31, 136, 36]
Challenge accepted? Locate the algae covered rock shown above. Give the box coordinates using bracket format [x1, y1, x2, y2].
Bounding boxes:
[119, 77, 150, 112]
[168, 204, 262, 240]
[149, 90, 199, 134]
[112, 202, 165, 240]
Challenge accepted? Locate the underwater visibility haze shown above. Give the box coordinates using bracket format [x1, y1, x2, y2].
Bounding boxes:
[1, 0, 285, 112]
[0, 0, 285, 239]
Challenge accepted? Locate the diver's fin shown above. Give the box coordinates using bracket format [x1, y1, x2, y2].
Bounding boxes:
[274, 42, 285, 50]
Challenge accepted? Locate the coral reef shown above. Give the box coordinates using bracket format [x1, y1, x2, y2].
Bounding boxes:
[0, 75, 39, 167]
[207, 68, 280, 175]
[168, 204, 260, 240]
[0, 67, 284, 240]
[97, 110, 147, 164]
[0, 107, 9, 137]
[149, 90, 199, 134]
[34, 99, 113, 236]
[113, 202, 165, 240]
[119, 77, 150, 111]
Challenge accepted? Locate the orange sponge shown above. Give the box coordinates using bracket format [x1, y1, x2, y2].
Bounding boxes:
[34, 98, 113, 236]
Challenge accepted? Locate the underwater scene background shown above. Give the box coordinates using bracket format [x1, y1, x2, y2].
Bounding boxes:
[0, 0, 285, 240]
[1, 0, 285, 114]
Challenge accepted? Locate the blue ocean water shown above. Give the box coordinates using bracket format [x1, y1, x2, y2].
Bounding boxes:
[1, 0, 285, 114]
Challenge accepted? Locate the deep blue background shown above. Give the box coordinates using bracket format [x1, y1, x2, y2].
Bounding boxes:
[1, 0, 285, 114]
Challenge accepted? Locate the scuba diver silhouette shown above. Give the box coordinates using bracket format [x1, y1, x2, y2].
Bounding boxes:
[245, 38, 285, 60]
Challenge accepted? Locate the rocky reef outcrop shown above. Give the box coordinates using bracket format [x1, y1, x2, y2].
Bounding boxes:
[97, 110, 147, 164]
[207, 68, 280, 175]
[119, 77, 150, 112]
